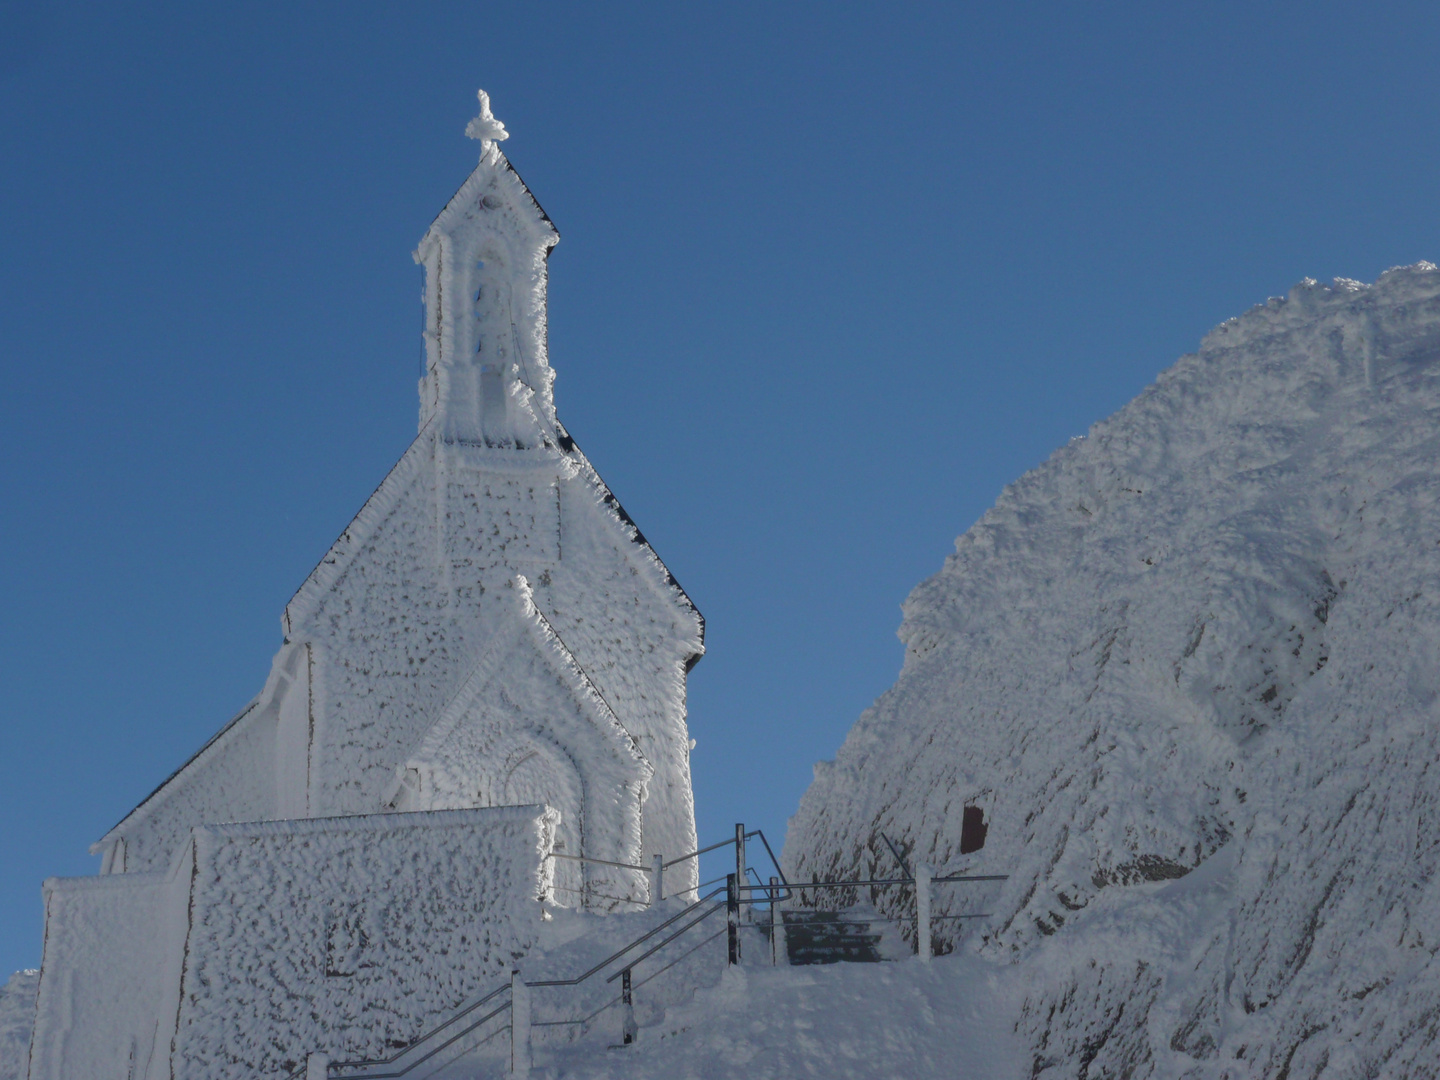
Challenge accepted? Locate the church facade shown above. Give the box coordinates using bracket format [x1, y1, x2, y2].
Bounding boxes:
[27, 92, 704, 1079]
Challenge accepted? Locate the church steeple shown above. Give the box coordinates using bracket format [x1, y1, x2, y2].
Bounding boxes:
[414, 90, 561, 447]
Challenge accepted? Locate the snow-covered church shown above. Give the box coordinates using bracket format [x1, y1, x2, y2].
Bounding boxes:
[27, 91, 704, 1079]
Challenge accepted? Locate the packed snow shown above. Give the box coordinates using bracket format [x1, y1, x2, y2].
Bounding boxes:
[787, 264, 1440, 1076]
[538, 951, 1026, 1079]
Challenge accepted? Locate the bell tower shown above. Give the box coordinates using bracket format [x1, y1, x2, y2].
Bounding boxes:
[414, 90, 561, 447]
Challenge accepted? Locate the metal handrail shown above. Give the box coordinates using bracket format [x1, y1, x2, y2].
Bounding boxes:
[630, 925, 728, 993]
[778, 912, 995, 927]
[546, 851, 652, 873]
[534, 924, 728, 1032]
[751, 829, 789, 888]
[330, 997, 513, 1079]
[662, 833, 746, 869]
[879, 832, 912, 878]
[528, 886, 726, 988]
[316, 888, 726, 1076]
[550, 884, 648, 907]
[317, 982, 513, 1078]
[604, 901, 726, 982]
[760, 873, 1008, 892]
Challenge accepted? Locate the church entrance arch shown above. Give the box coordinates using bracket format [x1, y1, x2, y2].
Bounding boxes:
[493, 738, 584, 905]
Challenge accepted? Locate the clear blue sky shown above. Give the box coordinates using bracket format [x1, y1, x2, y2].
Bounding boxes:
[3, 0, 1438, 974]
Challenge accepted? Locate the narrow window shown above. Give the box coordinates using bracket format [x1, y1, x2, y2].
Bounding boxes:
[959, 806, 987, 854]
[480, 363, 507, 443]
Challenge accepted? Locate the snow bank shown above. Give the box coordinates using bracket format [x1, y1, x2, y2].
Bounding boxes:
[786, 264, 1440, 1076]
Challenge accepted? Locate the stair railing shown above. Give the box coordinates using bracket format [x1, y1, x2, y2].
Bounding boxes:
[736, 868, 1008, 964]
[295, 882, 731, 1078]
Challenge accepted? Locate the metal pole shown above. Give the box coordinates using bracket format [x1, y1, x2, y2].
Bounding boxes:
[770, 876, 785, 966]
[621, 968, 637, 1045]
[915, 863, 931, 963]
[735, 823, 747, 923]
[651, 854, 663, 906]
[726, 873, 740, 965]
[510, 969, 531, 1077]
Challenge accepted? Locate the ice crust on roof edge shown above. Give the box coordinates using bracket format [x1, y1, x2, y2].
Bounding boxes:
[786, 262, 1440, 1077]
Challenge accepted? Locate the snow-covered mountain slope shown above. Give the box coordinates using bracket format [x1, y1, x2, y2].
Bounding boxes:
[786, 264, 1440, 1077]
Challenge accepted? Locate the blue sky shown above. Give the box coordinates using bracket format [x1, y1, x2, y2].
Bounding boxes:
[3, 1, 1439, 974]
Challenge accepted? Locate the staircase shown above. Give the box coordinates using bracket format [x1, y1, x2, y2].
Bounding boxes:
[781, 910, 884, 965]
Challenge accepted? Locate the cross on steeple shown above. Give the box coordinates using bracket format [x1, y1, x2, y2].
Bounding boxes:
[465, 89, 509, 153]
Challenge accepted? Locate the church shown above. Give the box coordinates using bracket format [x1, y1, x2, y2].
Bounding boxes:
[26, 91, 705, 1080]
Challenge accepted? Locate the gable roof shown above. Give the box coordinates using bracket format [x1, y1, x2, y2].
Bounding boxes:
[415, 146, 559, 263]
[281, 427, 704, 649]
[91, 697, 263, 853]
[391, 574, 652, 795]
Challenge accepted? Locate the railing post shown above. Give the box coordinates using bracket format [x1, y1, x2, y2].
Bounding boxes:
[650, 853, 664, 906]
[726, 872, 741, 965]
[769, 875, 786, 966]
[621, 967, 637, 1044]
[735, 823, 747, 923]
[305, 1052, 329, 1080]
[915, 863, 932, 963]
[510, 969, 531, 1077]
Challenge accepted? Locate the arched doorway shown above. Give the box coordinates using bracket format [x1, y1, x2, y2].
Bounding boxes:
[499, 741, 584, 904]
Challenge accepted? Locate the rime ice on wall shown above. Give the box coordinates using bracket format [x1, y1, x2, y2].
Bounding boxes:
[174, 807, 554, 1078]
[30, 806, 555, 1080]
[786, 265, 1440, 1077]
[91, 94, 704, 894]
[0, 971, 38, 1080]
[28, 871, 184, 1080]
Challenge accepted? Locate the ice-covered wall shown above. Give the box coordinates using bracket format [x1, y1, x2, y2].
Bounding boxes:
[540, 450, 703, 869]
[29, 861, 189, 1080]
[33, 806, 555, 1080]
[173, 806, 555, 1079]
[786, 264, 1440, 1077]
[0, 971, 38, 1080]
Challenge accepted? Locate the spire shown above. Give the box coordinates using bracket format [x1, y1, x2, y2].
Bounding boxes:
[414, 90, 560, 447]
[465, 89, 509, 157]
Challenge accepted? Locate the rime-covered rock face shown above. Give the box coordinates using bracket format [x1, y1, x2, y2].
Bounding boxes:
[786, 264, 1440, 1077]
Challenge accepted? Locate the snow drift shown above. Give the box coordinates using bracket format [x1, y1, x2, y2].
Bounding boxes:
[786, 264, 1440, 1077]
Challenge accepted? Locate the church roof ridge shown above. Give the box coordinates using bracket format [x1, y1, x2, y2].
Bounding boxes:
[415, 144, 559, 265]
[515, 575, 648, 768]
[90, 696, 264, 852]
[556, 422, 706, 653]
